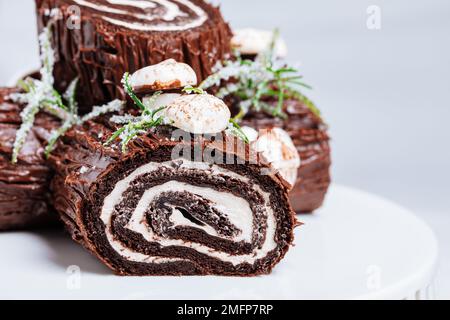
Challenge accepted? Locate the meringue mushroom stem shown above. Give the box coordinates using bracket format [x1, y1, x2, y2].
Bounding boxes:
[142, 91, 163, 113]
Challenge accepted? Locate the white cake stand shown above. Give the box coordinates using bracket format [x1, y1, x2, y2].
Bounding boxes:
[0, 185, 438, 300]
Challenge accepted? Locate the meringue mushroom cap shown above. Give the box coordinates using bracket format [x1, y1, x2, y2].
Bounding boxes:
[241, 126, 259, 143]
[130, 59, 198, 93]
[249, 127, 301, 187]
[165, 94, 231, 134]
[231, 28, 288, 58]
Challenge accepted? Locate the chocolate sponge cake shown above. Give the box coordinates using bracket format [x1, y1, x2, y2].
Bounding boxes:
[0, 88, 58, 230]
[35, 0, 232, 111]
[48, 117, 296, 276]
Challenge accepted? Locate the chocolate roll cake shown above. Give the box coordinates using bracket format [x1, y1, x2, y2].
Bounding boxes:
[49, 118, 296, 276]
[35, 0, 232, 110]
[241, 97, 331, 213]
[0, 88, 58, 230]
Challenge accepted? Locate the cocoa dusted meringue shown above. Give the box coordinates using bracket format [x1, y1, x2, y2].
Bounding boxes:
[165, 94, 231, 134]
[243, 126, 301, 188]
[231, 28, 288, 58]
[130, 59, 198, 94]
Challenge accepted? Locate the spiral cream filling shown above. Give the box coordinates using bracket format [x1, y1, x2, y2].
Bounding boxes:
[101, 160, 277, 266]
[73, 0, 208, 31]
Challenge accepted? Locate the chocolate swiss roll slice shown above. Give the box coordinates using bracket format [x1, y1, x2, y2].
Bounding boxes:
[49, 121, 296, 276]
[35, 0, 232, 110]
[0, 88, 58, 230]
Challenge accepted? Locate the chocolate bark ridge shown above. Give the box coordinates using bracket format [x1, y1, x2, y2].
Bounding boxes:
[36, 0, 233, 111]
[49, 116, 296, 276]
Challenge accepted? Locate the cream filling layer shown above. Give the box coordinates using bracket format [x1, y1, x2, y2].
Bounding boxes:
[73, 0, 208, 31]
[100, 160, 277, 265]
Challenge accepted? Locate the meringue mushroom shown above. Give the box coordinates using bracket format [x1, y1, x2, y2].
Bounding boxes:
[165, 94, 231, 134]
[143, 93, 181, 112]
[231, 28, 288, 58]
[241, 126, 259, 142]
[130, 59, 198, 93]
[243, 126, 300, 187]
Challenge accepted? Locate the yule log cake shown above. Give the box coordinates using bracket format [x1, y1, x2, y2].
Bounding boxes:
[47, 60, 297, 276]
[0, 88, 58, 230]
[35, 0, 232, 110]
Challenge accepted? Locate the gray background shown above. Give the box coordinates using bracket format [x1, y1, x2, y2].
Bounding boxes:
[0, 0, 449, 298]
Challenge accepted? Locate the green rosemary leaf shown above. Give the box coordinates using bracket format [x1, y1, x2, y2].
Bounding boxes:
[17, 79, 32, 93]
[81, 100, 124, 123]
[264, 89, 281, 97]
[260, 102, 287, 120]
[252, 80, 270, 111]
[274, 67, 299, 75]
[229, 119, 249, 144]
[183, 85, 205, 95]
[64, 78, 79, 114]
[280, 75, 304, 82]
[151, 106, 167, 118]
[104, 126, 126, 146]
[120, 124, 139, 154]
[233, 108, 246, 122]
[263, 28, 280, 64]
[44, 119, 73, 158]
[11, 102, 40, 164]
[287, 80, 313, 90]
[274, 80, 285, 117]
[122, 72, 146, 111]
[39, 25, 55, 86]
[285, 88, 321, 117]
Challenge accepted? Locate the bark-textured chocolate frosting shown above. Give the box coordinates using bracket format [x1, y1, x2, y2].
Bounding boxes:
[0, 88, 58, 230]
[49, 117, 296, 276]
[240, 97, 331, 213]
[35, 0, 232, 112]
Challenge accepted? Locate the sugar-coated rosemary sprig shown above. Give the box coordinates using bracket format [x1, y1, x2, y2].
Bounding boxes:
[9, 24, 124, 163]
[105, 75, 167, 152]
[200, 29, 319, 122]
[43, 98, 124, 158]
[122, 72, 147, 111]
[106, 110, 165, 154]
